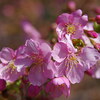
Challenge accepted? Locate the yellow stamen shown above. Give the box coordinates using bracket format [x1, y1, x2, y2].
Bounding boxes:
[8, 61, 16, 69]
[70, 56, 77, 61]
[66, 25, 76, 34]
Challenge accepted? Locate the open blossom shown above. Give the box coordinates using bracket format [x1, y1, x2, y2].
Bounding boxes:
[45, 77, 70, 98]
[52, 41, 100, 84]
[0, 46, 31, 82]
[25, 39, 55, 86]
[56, 9, 88, 41]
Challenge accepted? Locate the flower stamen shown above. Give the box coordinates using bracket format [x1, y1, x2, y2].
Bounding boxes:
[66, 25, 76, 34]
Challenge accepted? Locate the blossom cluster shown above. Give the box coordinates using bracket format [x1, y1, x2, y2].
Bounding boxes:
[0, 9, 100, 99]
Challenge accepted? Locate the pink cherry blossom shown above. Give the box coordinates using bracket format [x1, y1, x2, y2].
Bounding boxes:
[52, 41, 100, 84]
[56, 9, 88, 41]
[25, 39, 55, 86]
[0, 46, 32, 82]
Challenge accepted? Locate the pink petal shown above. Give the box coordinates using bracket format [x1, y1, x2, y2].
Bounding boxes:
[72, 9, 82, 16]
[56, 13, 73, 24]
[79, 47, 100, 69]
[66, 64, 84, 84]
[52, 42, 68, 62]
[39, 42, 51, 59]
[0, 48, 15, 64]
[28, 66, 47, 86]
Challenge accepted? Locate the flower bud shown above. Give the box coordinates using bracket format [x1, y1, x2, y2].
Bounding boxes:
[0, 79, 6, 91]
[94, 7, 100, 14]
[84, 30, 98, 38]
[95, 15, 100, 24]
[28, 85, 41, 97]
[67, 1, 76, 11]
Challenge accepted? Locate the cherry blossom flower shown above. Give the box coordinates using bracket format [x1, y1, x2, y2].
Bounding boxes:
[25, 39, 55, 86]
[56, 9, 88, 41]
[52, 41, 100, 84]
[0, 46, 31, 82]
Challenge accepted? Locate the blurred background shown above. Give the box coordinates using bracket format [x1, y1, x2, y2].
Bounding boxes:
[0, 0, 100, 100]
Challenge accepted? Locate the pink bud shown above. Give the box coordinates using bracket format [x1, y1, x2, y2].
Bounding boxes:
[94, 7, 100, 14]
[67, 1, 76, 11]
[28, 85, 41, 97]
[0, 79, 6, 91]
[84, 30, 98, 38]
[95, 15, 100, 24]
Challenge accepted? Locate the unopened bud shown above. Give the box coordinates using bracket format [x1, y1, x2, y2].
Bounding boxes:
[95, 15, 100, 24]
[94, 7, 100, 14]
[0, 79, 6, 91]
[84, 30, 98, 38]
[67, 1, 76, 11]
[28, 85, 41, 97]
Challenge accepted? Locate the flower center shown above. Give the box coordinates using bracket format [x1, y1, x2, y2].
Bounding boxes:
[65, 54, 79, 69]
[8, 61, 16, 69]
[70, 56, 77, 61]
[31, 54, 44, 66]
[66, 25, 76, 34]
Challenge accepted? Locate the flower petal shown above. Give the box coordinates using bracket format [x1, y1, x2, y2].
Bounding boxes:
[52, 42, 68, 62]
[56, 13, 74, 24]
[56, 23, 66, 40]
[43, 61, 55, 79]
[72, 9, 82, 16]
[25, 39, 39, 54]
[66, 64, 84, 84]
[54, 61, 66, 77]
[39, 42, 51, 60]
[14, 58, 33, 72]
[28, 66, 47, 86]
[0, 48, 14, 64]
[79, 47, 100, 69]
